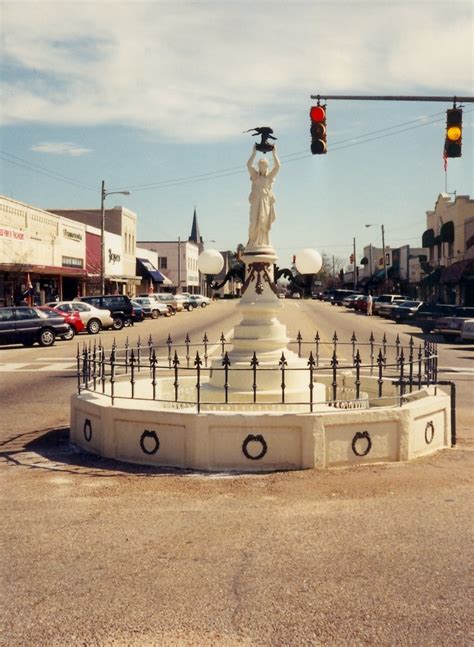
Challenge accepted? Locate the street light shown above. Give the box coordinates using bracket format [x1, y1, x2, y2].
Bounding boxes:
[294, 248, 323, 297]
[365, 223, 387, 281]
[100, 180, 130, 294]
[198, 249, 225, 297]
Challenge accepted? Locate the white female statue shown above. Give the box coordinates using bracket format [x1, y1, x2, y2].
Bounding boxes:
[246, 144, 281, 247]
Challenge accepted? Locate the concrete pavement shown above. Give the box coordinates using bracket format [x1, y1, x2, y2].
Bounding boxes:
[1, 299, 473, 646]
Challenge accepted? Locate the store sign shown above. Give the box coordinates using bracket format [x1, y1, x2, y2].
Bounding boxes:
[0, 227, 25, 241]
[108, 249, 121, 263]
[63, 228, 83, 242]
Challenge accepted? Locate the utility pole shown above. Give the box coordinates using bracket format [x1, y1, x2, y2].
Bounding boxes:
[353, 237, 357, 289]
[382, 224, 387, 281]
[177, 237, 181, 294]
[100, 181, 106, 295]
[100, 181, 130, 295]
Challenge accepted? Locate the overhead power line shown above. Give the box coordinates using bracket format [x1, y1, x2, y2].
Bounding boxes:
[0, 151, 96, 192]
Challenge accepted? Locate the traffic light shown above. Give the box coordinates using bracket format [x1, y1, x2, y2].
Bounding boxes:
[310, 105, 327, 155]
[350, 254, 354, 264]
[444, 108, 462, 158]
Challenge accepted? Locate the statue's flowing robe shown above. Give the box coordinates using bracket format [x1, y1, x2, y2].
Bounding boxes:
[247, 168, 278, 246]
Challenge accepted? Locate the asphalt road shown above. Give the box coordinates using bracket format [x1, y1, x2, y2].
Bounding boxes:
[1, 300, 473, 646]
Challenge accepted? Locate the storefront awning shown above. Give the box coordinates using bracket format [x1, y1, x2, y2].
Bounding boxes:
[422, 228, 435, 248]
[421, 266, 442, 284]
[0, 263, 86, 277]
[136, 258, 172, 285]
[440, 221, 454, 243]
[440, 259, 474, 284]
[373, 269, 386, 281]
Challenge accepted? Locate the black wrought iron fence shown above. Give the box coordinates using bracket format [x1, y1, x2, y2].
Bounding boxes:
[76, 331, 441, 413]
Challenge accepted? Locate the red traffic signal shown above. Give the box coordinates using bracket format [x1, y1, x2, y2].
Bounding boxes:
[350, 254, 354, 263]
[310, 105, 327, 155]
[444, 108, 462, 158]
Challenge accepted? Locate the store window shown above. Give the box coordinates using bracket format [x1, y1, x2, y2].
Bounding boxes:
[159, 257, 167, 269]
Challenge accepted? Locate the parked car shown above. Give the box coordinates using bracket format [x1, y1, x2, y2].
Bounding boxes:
[132, 297, 169, 318]
[390, 300, 424, 324]
[140, 293, 180, 314]
[342, 293, 361, 308]
[174, 294, 196, 311]
[373, 294, 404, 316]
[330, 290, 359, 306]
[413, 303, 457, 334]
[78, 295, 135, 330]
[354, 295, 369, 313]
[434, 307, 474, 341]
[377, 298, 407, 318]
[0, 306, 69, 347]
[460, 319, 474, 342]
[321, 290, 336, 302]
[39, 306, 85, 340]
[188, 294, 211, 308]
[130, 301, 145, 323]
[47, 301, 114, 334]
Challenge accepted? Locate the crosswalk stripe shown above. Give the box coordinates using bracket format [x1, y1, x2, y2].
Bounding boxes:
[0, 363, 31, 372]
[35, 363, 77, 372]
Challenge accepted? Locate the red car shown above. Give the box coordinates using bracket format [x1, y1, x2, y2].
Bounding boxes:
[354, 295, 369, 313]
[39, 306, 85, 340]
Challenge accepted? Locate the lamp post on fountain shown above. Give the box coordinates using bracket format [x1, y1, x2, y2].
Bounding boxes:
[293, 248, 323, 297]
[198, 249, 225, 297]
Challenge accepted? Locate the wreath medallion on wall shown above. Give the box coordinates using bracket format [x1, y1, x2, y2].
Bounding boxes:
[242, 434, 268, 460]
[424, 421, 435, 445]
[83, 418, 92, 442]
[351, 431, 372, 457]
[140, 430, 160, 455]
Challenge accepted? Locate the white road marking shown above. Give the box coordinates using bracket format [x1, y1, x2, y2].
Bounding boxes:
[36, 363, 77, 372]
[0, 363, 31, 372]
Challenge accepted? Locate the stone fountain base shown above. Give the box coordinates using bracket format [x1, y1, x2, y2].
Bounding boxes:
[70, 376, 451, 472]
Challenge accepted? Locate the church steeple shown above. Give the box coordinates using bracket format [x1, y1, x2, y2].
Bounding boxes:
[189, 206, 203, 246]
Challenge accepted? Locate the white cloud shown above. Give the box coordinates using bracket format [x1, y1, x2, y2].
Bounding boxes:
[1, 1, 472, 142]
[31, 142, 92, 156]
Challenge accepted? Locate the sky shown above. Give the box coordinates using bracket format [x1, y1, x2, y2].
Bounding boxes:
[1, 0, 473, 270]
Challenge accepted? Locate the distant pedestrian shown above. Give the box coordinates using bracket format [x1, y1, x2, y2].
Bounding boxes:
[366, 293, 373, 316]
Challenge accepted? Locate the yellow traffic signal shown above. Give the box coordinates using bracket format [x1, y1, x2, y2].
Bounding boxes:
[444, 108, 462, 158]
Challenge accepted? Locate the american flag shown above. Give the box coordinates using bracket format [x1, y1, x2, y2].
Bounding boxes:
[26, 273, 33, 291]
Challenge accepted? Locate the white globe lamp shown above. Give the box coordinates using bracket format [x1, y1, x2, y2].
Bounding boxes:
[198, 249, 224, 275]
[295, 248, 322, 275]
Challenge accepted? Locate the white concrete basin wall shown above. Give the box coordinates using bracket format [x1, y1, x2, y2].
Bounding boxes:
[70, 386, 451, 472]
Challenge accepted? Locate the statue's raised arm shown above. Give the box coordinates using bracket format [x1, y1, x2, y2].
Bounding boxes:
[247, 144, 258, 178]
[268, 145, 281, 180]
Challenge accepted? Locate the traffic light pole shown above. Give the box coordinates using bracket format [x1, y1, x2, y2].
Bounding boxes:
[310, 95, 474, 103]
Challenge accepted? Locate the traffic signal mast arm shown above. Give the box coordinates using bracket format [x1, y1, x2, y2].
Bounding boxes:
[309, 94, 473, 159]
[310, 95, 474, 103]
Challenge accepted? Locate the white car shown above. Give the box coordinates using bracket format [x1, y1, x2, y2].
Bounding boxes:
[461, 319, 474, 342]
[132, 297, 169, 318]
[46, 301, 114, 334]
[189, 294, 211, 308]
